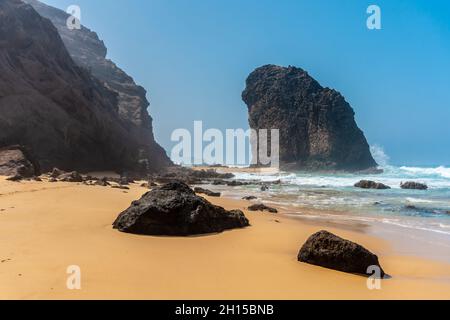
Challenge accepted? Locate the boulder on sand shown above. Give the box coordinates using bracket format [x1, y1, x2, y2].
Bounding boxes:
[298, 230, 385, 277]
[194, 187, 221, 197]
[0, 145, 40, 178]
[355, 180, 391, 190]
[58, 171, 83, 182]
[248, 203, 278, 213]
[400, 181, 428, 190]
[113, 181, 249, 236]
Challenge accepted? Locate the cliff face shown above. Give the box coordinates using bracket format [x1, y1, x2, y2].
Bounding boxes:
[242, 65, 377, 171]
[0, 0, 169, 173]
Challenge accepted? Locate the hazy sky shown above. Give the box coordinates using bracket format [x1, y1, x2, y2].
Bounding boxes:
[43, 0, 450, 166]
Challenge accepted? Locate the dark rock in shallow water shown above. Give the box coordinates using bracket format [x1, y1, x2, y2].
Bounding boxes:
[248, 204, 278, 213]
[193, 187, 221, 197]
[0, 146, 40, 178]
[242, 196, 258, 201]
[242, 65, 377, 171]
[226, 180, 252, 187]
[401, 182, 428, 190]
[113, 182, 249, 236]
[298, 230, 385, 277]
[260, 184, 269, 192]
[355, 180, 391, 190]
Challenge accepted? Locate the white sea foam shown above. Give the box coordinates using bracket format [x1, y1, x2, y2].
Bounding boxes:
[406, 197, 435, 204]
[228, 165, 450, 237]
[370, 145, 390, 167]
[400, 166, 450, 179]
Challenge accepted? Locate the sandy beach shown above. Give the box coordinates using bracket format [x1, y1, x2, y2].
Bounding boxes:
[1, 176, 450, 300]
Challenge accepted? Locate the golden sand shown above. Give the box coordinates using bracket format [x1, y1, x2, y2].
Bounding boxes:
[0, 176, 449, 300]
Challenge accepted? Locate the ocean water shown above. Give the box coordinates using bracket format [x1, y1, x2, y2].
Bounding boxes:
[225, 165, 450, 238]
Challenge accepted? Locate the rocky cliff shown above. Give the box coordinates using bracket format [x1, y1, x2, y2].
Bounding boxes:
[0, 0, 170, 173]
[0, 0, 169, 173]
[242, 65, 377, 171]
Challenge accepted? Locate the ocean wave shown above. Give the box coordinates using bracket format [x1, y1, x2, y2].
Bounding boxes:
[399, 166, 450, 179]
[406, 197, 435, 204]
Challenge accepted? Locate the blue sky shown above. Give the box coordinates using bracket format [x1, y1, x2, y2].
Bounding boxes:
[43, 0, 450, 166]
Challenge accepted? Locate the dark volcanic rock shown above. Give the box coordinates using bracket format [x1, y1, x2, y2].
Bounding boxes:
[0, 146, 40, 177]
[112, 185, 130, 190]
[355, 180, 391, 190]
[49, 168, 64, 178]
[248, 203, 278, 213]
[401, 182, 428, 190]
[194, 187, 221, 197]
[6, 174, 23, 182]
[242, 196, 258, 201]
[242, 65, 378, 171]
[153, 167, 234, 185]
[95, 177, 110, 187]
[58, 171, 83, 182]
[1, 0, 170, 174]
[298, 230, 385, 277]
[113, 182, 250, 236]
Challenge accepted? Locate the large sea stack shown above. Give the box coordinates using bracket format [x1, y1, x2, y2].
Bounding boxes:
[242, 65, 377, 172]
[0, 0, 170, 174]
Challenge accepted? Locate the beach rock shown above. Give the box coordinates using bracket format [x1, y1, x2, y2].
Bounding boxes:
[113, 181, 250, 236]
[298, 230, 385, 277]
[152, 167, 233, 185]
[260, 184, 269, 192]
[119, 177, 130, 186]
[242, 196, 258, 201]
[0, 146, 40, 178]
[49, 168, 65, 178]
[401, 182, 428, 190]
[242, 65, 378, 171]
[95, 177, 110, 187]
[354, 180, 391, 190]
[141, 181, 158, 188]
[6, 174, 23, 182]
[112, 185, 130, 190]
[226, 180, 251, 187]
[248, 204, 278, 213]
[194, 187, 221, 197]
[58, 171, 83, 182]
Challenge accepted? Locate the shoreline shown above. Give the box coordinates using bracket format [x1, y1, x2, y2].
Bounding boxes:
[1, 176, 450, 299]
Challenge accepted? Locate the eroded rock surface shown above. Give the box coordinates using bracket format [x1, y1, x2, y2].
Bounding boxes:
[242, 65, 377, 172]
[113, 182, 249, 236]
